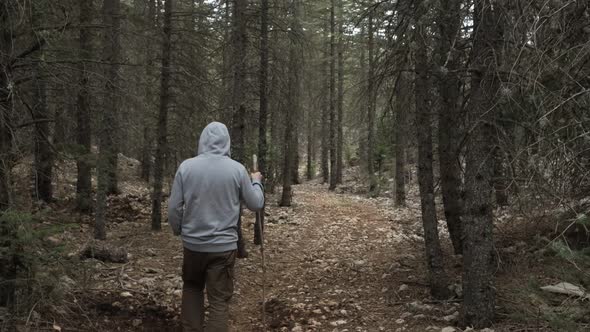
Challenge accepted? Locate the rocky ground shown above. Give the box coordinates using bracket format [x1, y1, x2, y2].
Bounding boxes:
[10, 159, 589, 331]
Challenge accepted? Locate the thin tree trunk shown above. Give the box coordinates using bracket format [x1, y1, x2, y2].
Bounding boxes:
[140, 0, 156, 183]
[105, 0, 121, 196]
[306, 110, 314, 180]
[76, 0, 93, 212]
[151, 0, 173, 231]
[0, 5, 15, 311]
[461, 0, 500, 327]
[292, 135, 300, 184]
[230, 0, 248, 164]
[96, 0, 122, 240]
[321, 22, 330, 184]
[414, 13, 451, 299]
[280, 0, 302, 206]
[31, 36, 53, 203]
[329, 0, 337, 190]
[394, 74, 407, 207]
[437, 0, 463, 254]
[336, 0, 344, 184]
[255, 0, 269, 245]
[367, 10, 377, 194]
[358, 25, 366, 168]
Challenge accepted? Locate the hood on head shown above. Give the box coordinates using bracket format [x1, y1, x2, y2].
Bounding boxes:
[197, 122, 231, 157]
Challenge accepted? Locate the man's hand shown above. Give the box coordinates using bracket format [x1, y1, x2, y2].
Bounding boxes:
[251, 172, 263, 182]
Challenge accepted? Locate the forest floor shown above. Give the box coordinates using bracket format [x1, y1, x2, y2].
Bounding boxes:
[15, 158, 589, 331]
[62, 178, 471, 332]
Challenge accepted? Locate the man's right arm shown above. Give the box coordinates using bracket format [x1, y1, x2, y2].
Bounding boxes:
[240, 168, 265, 211]
[168, 168, 184, 236]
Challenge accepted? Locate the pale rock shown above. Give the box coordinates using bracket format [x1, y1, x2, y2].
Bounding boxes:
[441, 327, 456, 332]
[173, 289, 182, 297]
[120, 291, 132, 298]
[413, 314, 426, 319]
[442, 311, 459, 322]
[291, 325, 303, 332]
[400, 312, 412, 319]
[399, 284, 409, 292]
[395, 318, 405, 324]
[480, 329, 495, 332]
[353, 260, 366, 267]
[330, 319, 347, 326]
[46, 236, 62, 246]
[313, 309, 322, 314]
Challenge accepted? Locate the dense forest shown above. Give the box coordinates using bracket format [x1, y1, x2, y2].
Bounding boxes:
[0, 0, 589, 331]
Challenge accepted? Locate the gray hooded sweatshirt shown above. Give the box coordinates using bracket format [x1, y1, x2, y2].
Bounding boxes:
[167, 122, 264, 252]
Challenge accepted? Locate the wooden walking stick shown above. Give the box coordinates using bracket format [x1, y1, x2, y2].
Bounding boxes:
[252, 154, 267, 331]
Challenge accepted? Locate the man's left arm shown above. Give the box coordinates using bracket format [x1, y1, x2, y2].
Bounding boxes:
[168, 169, 184, 236]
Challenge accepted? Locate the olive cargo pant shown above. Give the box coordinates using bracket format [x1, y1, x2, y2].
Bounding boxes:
[181, 248, 236, 332]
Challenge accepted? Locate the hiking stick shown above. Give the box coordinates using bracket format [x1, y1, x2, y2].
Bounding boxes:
[252, 154, 267, 331]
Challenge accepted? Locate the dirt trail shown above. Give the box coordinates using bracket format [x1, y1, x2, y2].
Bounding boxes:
[78, 181, 463, 331]
[228, 182, 453, 331]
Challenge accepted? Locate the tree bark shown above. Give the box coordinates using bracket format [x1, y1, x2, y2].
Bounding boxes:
[30, 0, 53, 204]
[414, 12, 451, 299]
[336, 0, 344, 184]
[255, 0, 269, 245]
[31, 54, 53, 203]
[230, 0, 248, 164]
[96, 0, 122, 240]
[437, 0, 464, 254]
[306, 108, 314, 180]
[0, 5, 15, 310]
[394, 74, 407, 207]
[76, 0, 93, 212]
[151, 0, 173, 231]
[140, 0, 156, 183]
[280, 0, 302, 207]
[321, 21, 330, 184]
[329, 0, 337, 191]
[461, 0, 501, 327]
[358, 25, 367, 169]
[367, 10, 377, 194]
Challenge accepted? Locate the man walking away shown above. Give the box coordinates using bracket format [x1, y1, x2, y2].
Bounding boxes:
[168, 122, 264, 332]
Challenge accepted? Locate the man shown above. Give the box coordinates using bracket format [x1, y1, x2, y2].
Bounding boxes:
[168, 122, 264, 332]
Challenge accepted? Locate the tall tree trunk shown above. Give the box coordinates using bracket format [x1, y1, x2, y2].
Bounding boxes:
[230, 0, 248, 164]
[151, 0, 173, 231]
[140, 0, 156, 183]
[328, 0, 337, 190]
[358, 25, 367, 168]
[96, 0, 122, 240]
[105, 0, 121, 196]
[320, 22, 330, 184]
[336, 0, 344, 184]
[367, 10, 377, 194]
[255, 0, 269, 245]
[280, 0, 302, 206]
[414, 12, 451, 299]
[394, 74, 407, 207]
[0, 4, 15, 312]
[31, 33, 53, 203]
[76, 0, 93, 212]
[437, 0, 463, 254]
[461, 0, 501, 327]
[306, 108, 314, 180]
